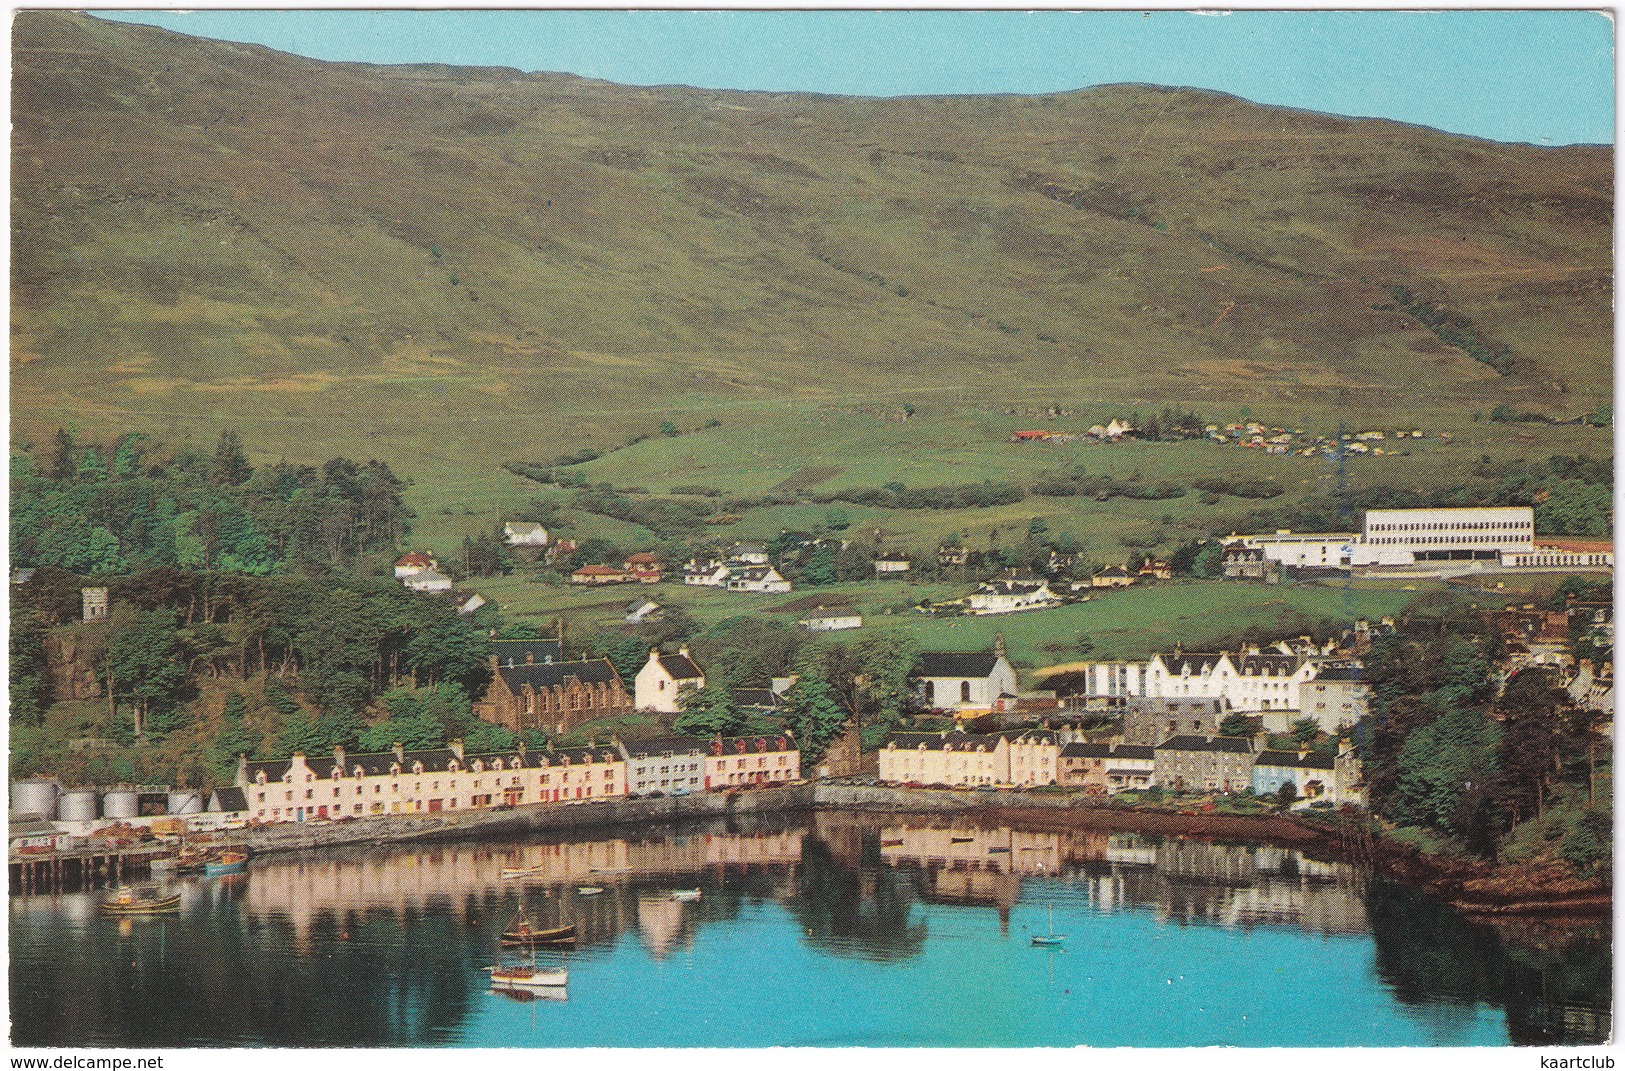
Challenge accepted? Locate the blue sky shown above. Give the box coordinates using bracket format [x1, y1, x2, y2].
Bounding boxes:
[101, 9, 1614, 145]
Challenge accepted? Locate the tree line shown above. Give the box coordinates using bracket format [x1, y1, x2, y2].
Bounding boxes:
[12, 430, 413, 575]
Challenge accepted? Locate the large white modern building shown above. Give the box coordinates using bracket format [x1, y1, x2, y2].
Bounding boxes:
[1238, 506, 1607, 574]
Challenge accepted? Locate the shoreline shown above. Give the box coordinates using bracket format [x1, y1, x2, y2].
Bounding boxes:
[70, 782, 1612, 925]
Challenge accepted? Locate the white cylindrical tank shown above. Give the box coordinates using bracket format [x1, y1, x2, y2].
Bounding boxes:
[57, 789, 99, 822]
[166, 791, 203, 814]
[10, 779, 59, 819]
[101, 789, 140, 820]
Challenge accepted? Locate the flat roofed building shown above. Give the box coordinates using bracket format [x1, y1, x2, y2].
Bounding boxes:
[1362, 506, 1534, 566]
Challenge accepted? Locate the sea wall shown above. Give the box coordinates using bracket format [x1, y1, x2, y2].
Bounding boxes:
[234, 783, 817, 855]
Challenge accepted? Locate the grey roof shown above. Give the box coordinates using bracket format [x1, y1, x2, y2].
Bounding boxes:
[619, 736, 709, 760]
[733, 688, 785, 710]
[243, 758, 294, 783]
[1062, 742, 1155, 760]
[916, 652, 1000, 678]
[207, 786, 248, 812]
[1313, 666, 1367, 682]
[883, 731, 999, 752]
[1003, 729, 1058, 745]
[9, 815, 57, 838]
[978, 580, 1048, 595]
[714, 733, 796, 754]
[1158, 653, 1227, 676]
[496, 658, 622, 692]
[1255, 750, 1336, 770]
[1156, 734, 1254, 755]
[492, 638, 565, 667]
[657, 652, 703, 680]
[1237, 653, 1301, 676]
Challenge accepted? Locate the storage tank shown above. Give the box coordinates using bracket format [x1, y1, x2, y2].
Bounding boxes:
[10, 778, 59, 820]
[166, 791, 203, 815]
[101, 789, 140, 820]
[57, 789, 99, 823]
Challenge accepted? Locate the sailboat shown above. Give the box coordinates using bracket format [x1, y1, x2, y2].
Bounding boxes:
[1031, 904, 1065, 947]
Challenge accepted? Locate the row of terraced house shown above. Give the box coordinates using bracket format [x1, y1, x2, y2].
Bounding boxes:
[236, 733, 800, 825]
[877, 728, 1362, 807]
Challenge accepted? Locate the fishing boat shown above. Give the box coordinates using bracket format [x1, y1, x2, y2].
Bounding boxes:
[101, 886, 181, 915]
[576, 886, 604, 896]
[500, 864, 546, 880]
[950, 836, 975, 844]
[204, 850, 248, 876]
[1031, 904, 1065, 947]
[880, 838, 904, 847]
[669, 889, 701, 903]
[500, 913, 576, 947]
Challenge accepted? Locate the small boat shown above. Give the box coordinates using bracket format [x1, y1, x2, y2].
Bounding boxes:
[880, 838, 904, 847]
[484, 964, 569, 989]
[101, 886, 181, 915]
[589, 866, 631, 875]
[576, 886, 604, 896]
[501, 914, 577, 947]
[204, 850, 248, 876]
[1031, 904, 1065, 947]
[988, 847, 1011, 854]
[500, 865, 546, 880]
[669, 889, 701, 903]
[950, 836, 975, 844]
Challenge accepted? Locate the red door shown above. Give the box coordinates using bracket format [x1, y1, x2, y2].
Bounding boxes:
[428, 799, 443, 813]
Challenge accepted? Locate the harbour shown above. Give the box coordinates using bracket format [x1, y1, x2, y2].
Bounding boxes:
[9, 811, 1610, 1048]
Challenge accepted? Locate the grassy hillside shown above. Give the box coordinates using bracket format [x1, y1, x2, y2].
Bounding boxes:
[12, 9, 1612, 505]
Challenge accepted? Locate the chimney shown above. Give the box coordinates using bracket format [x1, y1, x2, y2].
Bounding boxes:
[333, 744, 346, 769]
[448, 739, 464, 760]
[489, 653, 500, 671]
[236, 754, 250, 786]
[1297, 748, 1309, 762]
[994, 633, 1007, 659]
[525, 651, 536, 665]
[393, 742, 405, 763]
[679, 646, 691, 658]
[516, 739, 527, 757]
[1338, 737, 1353, 757]
[1254, 731, 1270, 751]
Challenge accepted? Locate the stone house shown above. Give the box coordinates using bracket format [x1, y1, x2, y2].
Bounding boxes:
[472, 656, 632, 735]
[1153, 734, 1255, 793]
[393, 552, 437, 579]
[967, 579, 1058, 615]
[878, 731, 1008, 788]
[503, 521, 549, 547]
[1122, 696, 1225, 746]
[1091, 565, 1137, 589]
[403, 568, 453, 593]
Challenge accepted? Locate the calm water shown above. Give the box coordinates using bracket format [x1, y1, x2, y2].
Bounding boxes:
[10, 812, 1611, 1048]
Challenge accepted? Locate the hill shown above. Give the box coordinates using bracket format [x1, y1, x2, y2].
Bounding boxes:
[11, 11, 1612, 503]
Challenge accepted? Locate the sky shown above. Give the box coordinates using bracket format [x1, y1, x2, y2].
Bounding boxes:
[99, 9, 1614, 146]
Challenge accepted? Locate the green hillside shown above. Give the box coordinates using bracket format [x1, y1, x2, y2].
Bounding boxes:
[12, 12, 1611, 479]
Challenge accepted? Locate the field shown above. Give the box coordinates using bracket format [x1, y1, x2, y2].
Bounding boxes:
[473, 570, 1423, 675]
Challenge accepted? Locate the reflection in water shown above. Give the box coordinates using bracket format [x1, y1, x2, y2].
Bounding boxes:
[9, 812, 1610, 1047]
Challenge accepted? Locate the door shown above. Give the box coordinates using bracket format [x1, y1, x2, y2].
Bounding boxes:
[428, 799, 443, 813]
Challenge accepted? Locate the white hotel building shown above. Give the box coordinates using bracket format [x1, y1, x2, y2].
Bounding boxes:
[1240, 507, 1608, 573]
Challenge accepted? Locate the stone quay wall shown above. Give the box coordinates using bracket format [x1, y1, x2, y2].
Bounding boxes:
[235, 783, 818, 855]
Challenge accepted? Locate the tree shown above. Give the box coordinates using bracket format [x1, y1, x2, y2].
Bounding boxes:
[46, 428, 75, 481]
[1391, 705, 1501, 834]
[674, 674, 746, 736]
[211, 430, 253, 486]
[784, 663, 849, 764]
[1219, 713, 1253, 738]
[1276, 779, 1299, 807]
[1290, 717, 1320, 747]
[104, 608, 190, 738]
[659, 421, 680, 437]
[854, 634, 919, 727]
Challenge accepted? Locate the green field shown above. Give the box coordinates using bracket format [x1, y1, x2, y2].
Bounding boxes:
[470, 571, 1423, 679]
